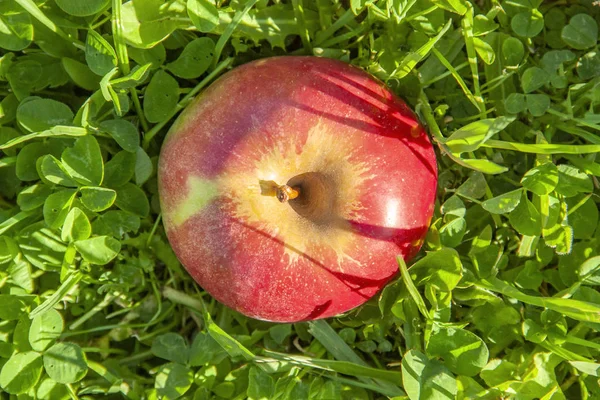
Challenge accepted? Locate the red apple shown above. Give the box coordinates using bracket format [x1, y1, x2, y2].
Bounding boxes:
[158, 56, 437, 322]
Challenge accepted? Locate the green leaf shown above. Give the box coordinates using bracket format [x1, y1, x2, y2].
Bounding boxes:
[16, 142, 49, 181]
[446, 116, 514, 153]
[17, 183, 53, 211]
[508, 193, 542, 236]
[569, 361, 600, 377]
[155, 362, 194, 399]
[110, 63, 152, 89]
[502, 37, 524, 66]
[85, 30, 118, 76]
[61, 57, 100, 91]
[143, 70, 179, 123]
[166, 37, 215, 79]
[43, 342, 87, 383]
[410, 248, 463, 292]
[17, 98, 74, 132]
[393, 20, 451, 79]
[522, 318, 546, 343]
[189, 332, 227, 366]
[561, 14, 598, 50]
[472, 37, 495, 65]
[577, 51, 600, 80]
[430, 0, 468, 15]
[480, 359, 518, 388]
[541, 50, 575, 73]
[426, 324, 489, 376]
[99, 119, 140, 152]
[504, 93, 526, 114]
[0, 101, 19, 129]
[54, 0, 109, 17]
[28, 308, 64, 352]
[555, 165, 593, 197]
[401, 349, 457, 400]
[269, 324, 292, 345]
[0, 351, 43, 394]
[525, 94, 550, 117]
[472, 14, 498, 35]
[515, 260, 543, 290]
[0, 294, 26, 320]
[248, 366, 275, 400]
[91, 210, 140, 238]
[544, 224, 573, 255]
[61, 135, 104, 186]
[103, 150, 136, 188]
[135, 147, 153, 186]
[80, 186, 116, 212]
[521, 162, 558, 195]
[521, 67, 550, 93]
[43, 189, 77, 229]
[152, 333, 188, 365]
[567, 195, 598, 240]
[481, 189, 522, 214]
[439, 217, 466, 248]
[441, 195, 465, 218]
[188, 0, 219, 33]
[36, 378, 70, 400]
[460, 158, 509, 174]
[115, 182, 149, 217]
[0, 1, 33, 51]
[128, 44, 166, 70]
[456, 172, 487, 199]
[61, 207, 92, 242]
[37, 155, 78, 187]
[121, 0, 189, 49]
[215, 4, 319, 49]
[74, 236, 121, 265]
[511, 9, 544, 38]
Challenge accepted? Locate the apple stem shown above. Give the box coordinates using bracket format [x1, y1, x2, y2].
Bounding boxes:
[276, 184, 300, 203]
[259, 180, 300, 203]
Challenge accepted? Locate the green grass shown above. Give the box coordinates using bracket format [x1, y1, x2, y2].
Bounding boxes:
[0, 0, 600, 399]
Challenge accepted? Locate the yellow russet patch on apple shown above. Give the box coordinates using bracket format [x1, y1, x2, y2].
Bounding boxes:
[166, 176, 219, 228]
[222, 120, 374, 269]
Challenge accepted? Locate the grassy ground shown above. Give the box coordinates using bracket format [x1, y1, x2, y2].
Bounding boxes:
[1, 0, 600, 399]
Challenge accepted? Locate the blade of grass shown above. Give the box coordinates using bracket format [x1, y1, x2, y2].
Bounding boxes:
[211, 0, 258, 70]
[0, 210, 38, 236]
[538, 341, 591, 362]
[111, 0, 149, 133]
[313, 8, 357, 46]
[397, 256, 429, 319]
[461, 4, 486, 118]
[432, 47, 481, 111]
[391, 19, 451, 80]
[307, 320, 404, 397]
[481, 140, 600, 154]
[292, 0, 312, 53]
[0, 157, 17, 169]
[29, 272, 83, 319]
[0, 126, 88, 150]
[478, 277, 600, 323]
[87, 360, 140, 400]
[260, 351, 402, 383]
[162, 286, 254, 361]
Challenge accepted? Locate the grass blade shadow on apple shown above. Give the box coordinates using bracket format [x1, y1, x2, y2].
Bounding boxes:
[158, 56, 437, 323]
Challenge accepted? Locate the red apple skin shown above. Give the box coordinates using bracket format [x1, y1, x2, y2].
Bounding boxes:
[158, 56, 437, 322]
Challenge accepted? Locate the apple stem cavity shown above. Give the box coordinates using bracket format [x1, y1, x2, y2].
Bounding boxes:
[259, 173, 337, 225]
